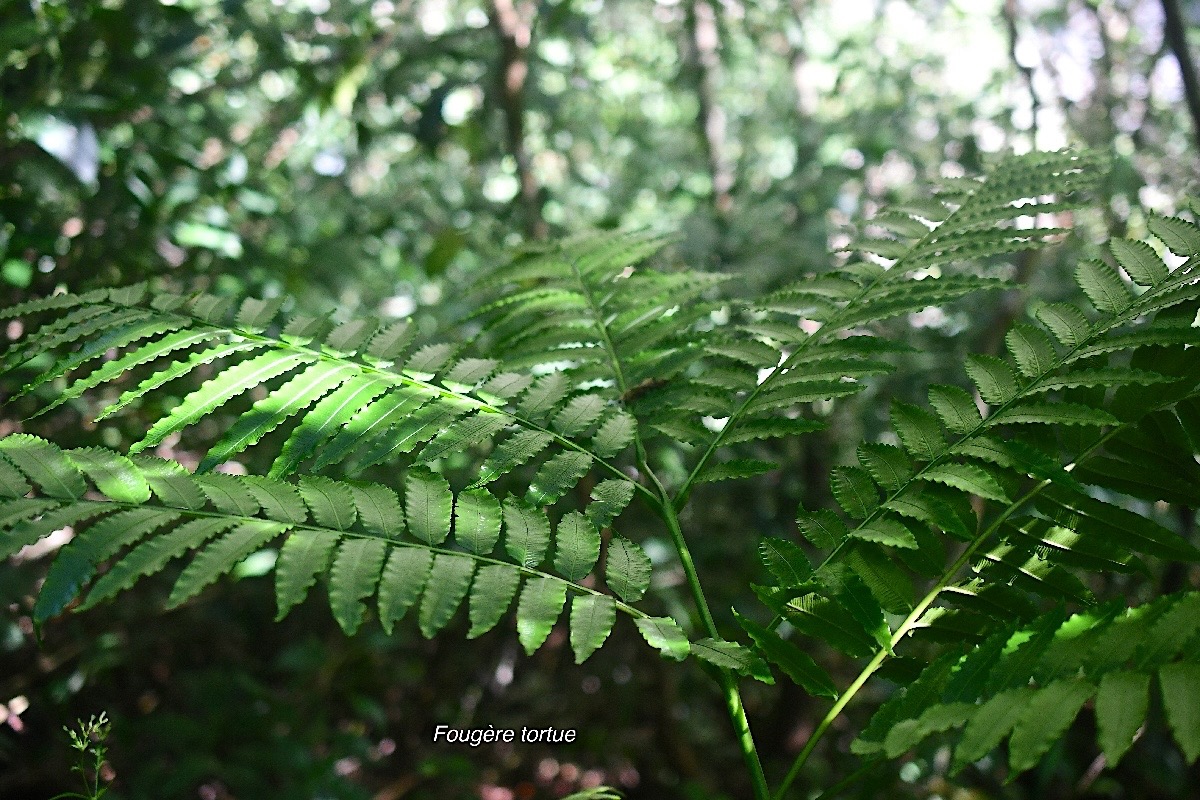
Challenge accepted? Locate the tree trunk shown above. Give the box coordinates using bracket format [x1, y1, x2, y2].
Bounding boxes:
[489, 0, 547, 240]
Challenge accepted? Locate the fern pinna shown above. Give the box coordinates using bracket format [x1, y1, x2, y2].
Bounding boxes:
[4, 149, 1200, 798]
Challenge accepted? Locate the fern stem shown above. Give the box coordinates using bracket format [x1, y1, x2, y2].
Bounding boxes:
[772, 645, 888, 800]
[568, 241, 769, 795]
[773, 428, 1123, 799]
[644, 465, 770, 800]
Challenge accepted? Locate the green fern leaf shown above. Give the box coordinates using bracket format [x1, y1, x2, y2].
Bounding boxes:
[0, 290, 99, 319]
[345, 482, 403, 538]
[133, 455, 208, 509]
[705, 339, 782, 368]
[797, 508, 849, 548]
[356, 398, 473, 468]
[443, 357, 499, 387]
[187, 293, 233, 323]
[325, 318, 377, 355]
[194, 474, 260, 516]
[235, 296, 284, 331]
[1095, 670, 1150, 766]
[554, 511, 601, 581]
[696, 458, 778, 484]
[1032, 302, 1092, 350]
[81, 518, 236, 609]
[976, 541, 1094, 604]
[466, 563, 521, 638]
[309, 386, 434, 469]
[1033, 367, 1172, 392]
[927, 385, 982, 434]
[605, 536, 652, 602]
[453, 487, 502, 555]
[502, 498, 551, 568]
[64, 448, 151, 503]
[690, 638, 773, 682]
[847, 549, 915, 612]
[298, 476, 357, 530]
[1136, 593, 1200, 666]
[981, 607, 1066, 693]
[951, 687, 1035, 768]
[635, 616, 690, 661]
[0, 458, 30, 498]
[586, 479, 635, 528]
[5, 306, 152, 371]
[891, 402, 944, 461]
[34, 508, 179, 623]
[199, 362, 353, 471]
[1110, 238, 1168, 286]
[920, 464, 1009, 503]
[405, 342, 456, 376]
[735, 611, 837, 697]
[280, 314, 330, 344]
[1076, 259, 1132, 314]
[131, 351, 313, 453]
[364, 320, 415, 362]
[377, 547, 433, 633]
[965, 354, 1019, 406]
[839, 575, 892, 652]
[167, 519, 286, 608]
[784, 594, 876, 657]
[1148, 214, 1200, 256]
[527, 451, 592, 506]
[552, 394, 606, 436]
[758, 537, 812, 586]
[1160, 662, 1200, 762]
[721, 417, 824, 445]
[328, 537, 388, 634]
[470, 429, 554, 488]
[1005, 324, 1059, 378]
[517, 373, 570, 419]
[1007, 679, 1095, 773]
[831, 466, 880, 518]
[0, 434, 87, 499]
[989, 402, 1118, 427]
[403, 468, 453, 545]
[569, 594, 616, 664]
[270, 375, 389, 476]
[418, 553, 475, 637]
[516, 576, 568, 654]
[21, 315, 187, 403]
[477, 371, 534, 401]
[857, 443, 912, 492]
[415, 410, 509, 464]
[951, 438, 1079, 490]
[275, 529, 338, 620]
[882, 703, 973, 758]
[241, 476, 308, 524]
[591, 412, 636, 458]
[0, 501, 112, 561]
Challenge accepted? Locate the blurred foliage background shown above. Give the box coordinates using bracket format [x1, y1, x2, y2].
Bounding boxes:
[2, 0, 1199, 797]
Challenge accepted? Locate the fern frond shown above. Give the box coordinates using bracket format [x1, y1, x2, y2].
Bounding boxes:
[667, 150, 1108, 508]
[756, 180, 1200, 776]
[1, 436, 668, 662]
[855, 593, 1200, 772]
[2, 272, 658, 534]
